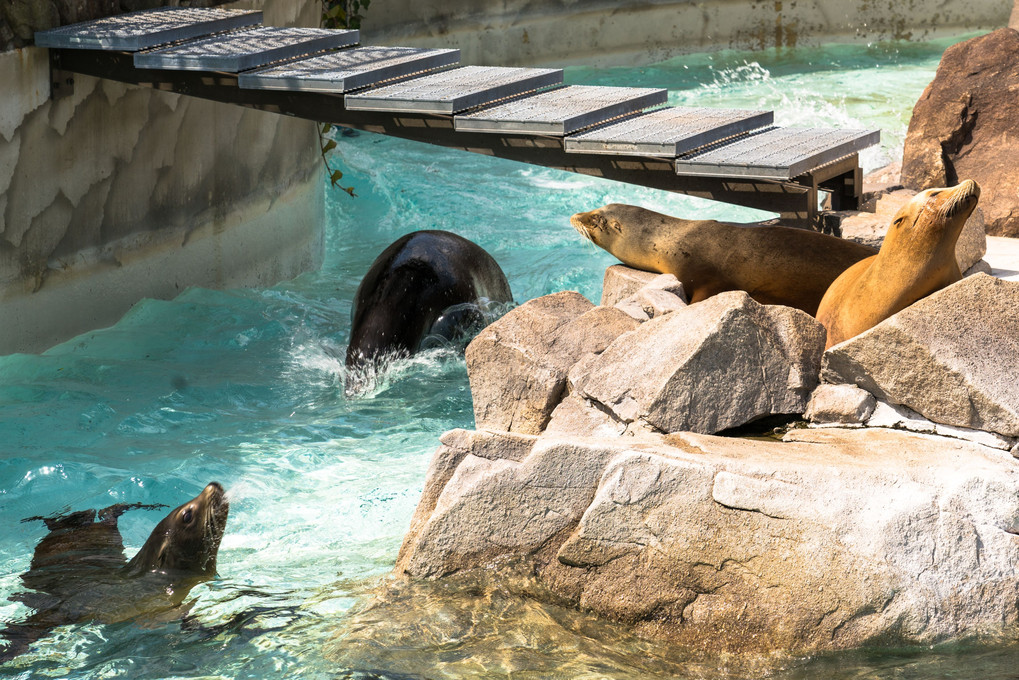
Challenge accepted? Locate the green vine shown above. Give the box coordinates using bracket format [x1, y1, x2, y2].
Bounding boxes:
[318, 0, 371, 197]
[321, 0, 371, 30]
[319, 123, 355, 197]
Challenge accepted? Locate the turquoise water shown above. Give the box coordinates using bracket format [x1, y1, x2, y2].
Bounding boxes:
[3, 33, 1014, 678]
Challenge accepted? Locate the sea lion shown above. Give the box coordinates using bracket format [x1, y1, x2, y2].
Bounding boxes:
[570, 204, 877, 315]
[1, 482, 229, 662]
[345, 230, 513, 379]
[816, 180, 980, 349]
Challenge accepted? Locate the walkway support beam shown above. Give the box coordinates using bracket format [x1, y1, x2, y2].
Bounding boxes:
[55, 47, 861, 226]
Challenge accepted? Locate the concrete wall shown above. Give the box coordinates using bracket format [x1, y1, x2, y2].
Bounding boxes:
[0, 0, 324, 354]
[361, 0, 1011, 67]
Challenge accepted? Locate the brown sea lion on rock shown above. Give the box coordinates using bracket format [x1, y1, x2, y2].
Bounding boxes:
[570, 204, 877, 316]
[816, 180, 980, 349]
[1, 483, 229, 662]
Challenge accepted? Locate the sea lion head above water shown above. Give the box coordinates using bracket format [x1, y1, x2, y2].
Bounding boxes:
[816, 180, 980, 349]
[125, 482, 229, 577]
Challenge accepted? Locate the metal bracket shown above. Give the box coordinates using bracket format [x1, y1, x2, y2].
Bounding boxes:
[49, 49, 75, 100]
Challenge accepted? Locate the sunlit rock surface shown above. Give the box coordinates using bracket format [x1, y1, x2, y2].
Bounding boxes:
[577, 291, 824, 435]
[822, 274, 1019, 438]
[901, 28, 1019, 237]
[466, 292, 638, 435]
[600, 264, 658, 306]
[804, 383, 876, 424]
[396, 426, 1019, 655]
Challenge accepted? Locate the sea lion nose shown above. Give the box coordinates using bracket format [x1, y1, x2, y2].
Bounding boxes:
[204, 482, 224, 496]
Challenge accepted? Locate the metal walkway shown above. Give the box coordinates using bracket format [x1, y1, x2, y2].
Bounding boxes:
[36, 7, 880, 226]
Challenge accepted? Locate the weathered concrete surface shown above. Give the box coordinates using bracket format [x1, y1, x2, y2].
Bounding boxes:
[0, 0, 324, 353]
[577, 291, 825, 434]
[362, 0, 1009, 67]
[397, 426, 1019, 655]
[822, 274, 1019, 437]
[901, 29, 1019, 237]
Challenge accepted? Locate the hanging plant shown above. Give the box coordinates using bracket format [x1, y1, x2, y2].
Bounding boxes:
[318, 0, 371, 196]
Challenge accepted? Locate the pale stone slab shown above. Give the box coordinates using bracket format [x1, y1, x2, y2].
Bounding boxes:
[601, 264, 658, 306]
[804, 383, 876, 424]
[865, 400, 1016, 451]
[822, 274, 1019, 437]
[466, 292, 639, 434]
[580, 291, 825, 434]
[397, 426, 1019, 655]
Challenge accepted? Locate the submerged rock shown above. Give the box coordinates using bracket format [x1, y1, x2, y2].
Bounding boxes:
[396, 426, 1019, 655]
[901, 28, 1019, 237]
[822, 274, 1019, 438]
[577, 291, 825, 435]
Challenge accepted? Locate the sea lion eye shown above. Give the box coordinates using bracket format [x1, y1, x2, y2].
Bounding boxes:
[182, 508, 194, 524]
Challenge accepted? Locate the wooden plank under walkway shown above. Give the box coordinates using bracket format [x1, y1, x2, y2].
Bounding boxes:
[36, 7, 880, 226]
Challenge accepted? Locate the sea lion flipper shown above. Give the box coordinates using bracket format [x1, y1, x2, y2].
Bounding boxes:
[0, 609, 62, 663]
[19, 508, 97, 532]
[97, 502, 169, 526]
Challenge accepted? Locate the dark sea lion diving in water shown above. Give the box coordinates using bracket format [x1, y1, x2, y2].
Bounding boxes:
[1, 482, 229, 662]
[345, 230, 513, 390]
[571, 204, 878, 316]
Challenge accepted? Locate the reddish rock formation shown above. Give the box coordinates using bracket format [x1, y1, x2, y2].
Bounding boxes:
[901, 28, 1019, 237]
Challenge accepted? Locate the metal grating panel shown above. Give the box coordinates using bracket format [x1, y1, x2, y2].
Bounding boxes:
[133, 27, 358, 72]
[34, 7, 261, 51]
[564, 106, 773, 157]
[238, 46, 459, 92]
[344, 65, 563, 114]
[455, 85, 668, 136]
[673, 127, 881, 180]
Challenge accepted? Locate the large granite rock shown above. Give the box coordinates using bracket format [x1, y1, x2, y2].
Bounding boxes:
[822, 274, 1019, 437]
[465, 291, 639, 435]
[600, 264, 658, 306]
[901, 28, 1019, 237]
[396, 426, 1019, 655]
[575, 291, 825, 435]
